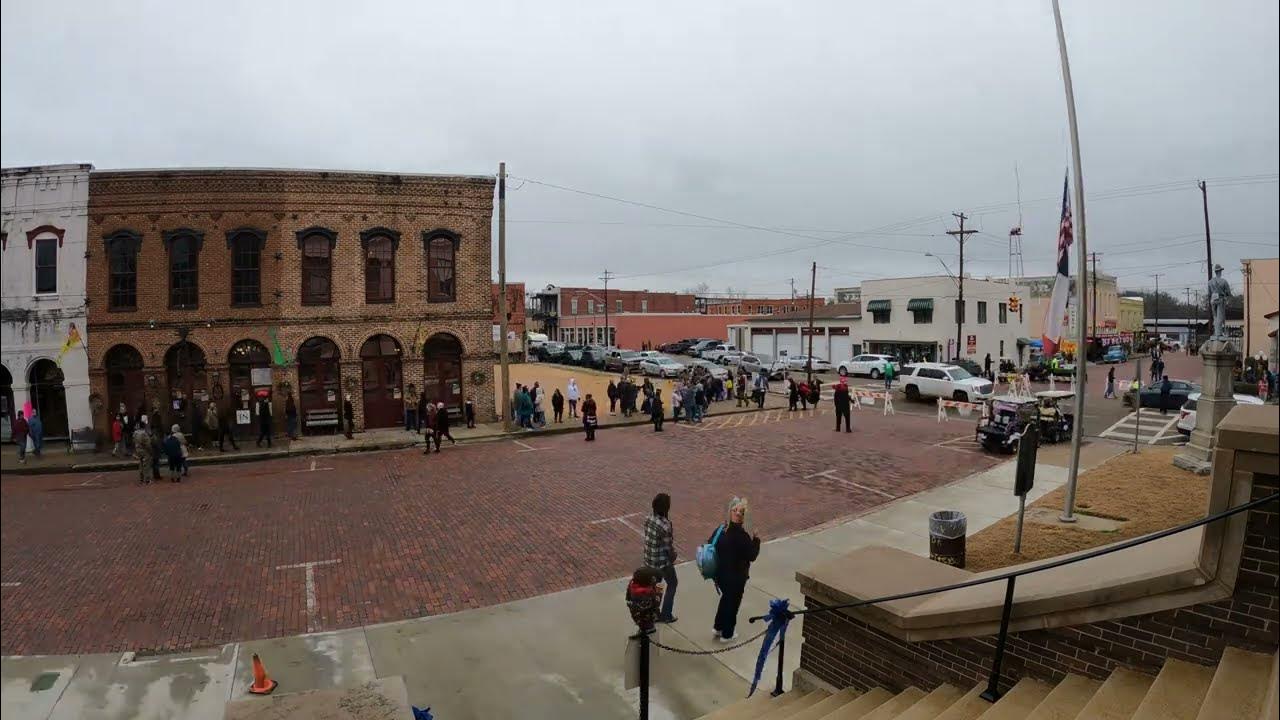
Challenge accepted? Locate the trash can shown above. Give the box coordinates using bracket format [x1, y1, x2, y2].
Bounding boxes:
[929, 510, 967, 568]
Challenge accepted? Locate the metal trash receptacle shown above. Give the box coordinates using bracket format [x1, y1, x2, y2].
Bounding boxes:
[928, 510, 968, 568]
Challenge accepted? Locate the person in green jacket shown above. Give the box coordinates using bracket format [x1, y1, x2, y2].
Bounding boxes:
[882, 360, 895, 391]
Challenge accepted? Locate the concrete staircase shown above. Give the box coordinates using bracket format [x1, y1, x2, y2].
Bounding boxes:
[697, 648, 1277, 720]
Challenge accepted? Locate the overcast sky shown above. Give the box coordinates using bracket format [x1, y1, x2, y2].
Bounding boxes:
[3, 0, 1276, 303]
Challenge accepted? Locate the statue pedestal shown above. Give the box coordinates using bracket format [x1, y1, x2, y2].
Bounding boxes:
[1173, 339, 1238, 475]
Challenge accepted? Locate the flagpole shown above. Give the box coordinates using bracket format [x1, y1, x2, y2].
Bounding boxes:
[1053, 0, 1088, 523]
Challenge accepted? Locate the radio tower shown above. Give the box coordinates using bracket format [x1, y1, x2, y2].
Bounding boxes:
[1008, 165, 1026, 280]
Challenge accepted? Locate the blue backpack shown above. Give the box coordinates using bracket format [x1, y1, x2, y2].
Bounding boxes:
[697, 525, 726, 580]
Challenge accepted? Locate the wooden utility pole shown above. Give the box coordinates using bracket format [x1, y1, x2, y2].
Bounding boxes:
[599, 269, 615, 348]
[1152, 273, 1164, 345]
[1184, 287, 1195, 345]
[498, 162, 511, 433]
[1199, 180, 1213, 294]
[946, 213, 978, 361]
[1088, 252, 1101, 345]
[806, 262, 817, 383]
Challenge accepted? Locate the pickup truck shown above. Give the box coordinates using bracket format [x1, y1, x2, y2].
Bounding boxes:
[700, 343, 738, 363]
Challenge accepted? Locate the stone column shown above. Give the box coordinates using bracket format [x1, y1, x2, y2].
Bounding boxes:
[1174, 339, 1239, 474]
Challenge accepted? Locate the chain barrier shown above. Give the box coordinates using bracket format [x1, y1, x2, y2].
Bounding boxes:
[646, 627, 768, 655]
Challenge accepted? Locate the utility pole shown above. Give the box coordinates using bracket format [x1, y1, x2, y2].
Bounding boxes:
[498, 162, 511, 433]
[1088, 252, 1101, 346]
[945, 212, 978, 361]
[1152, 273, 1164, 346]
[1199, 180, 1213, 324]
[599, 269, 615, 348]
[789, 278, 797, 300]
[806, 262, 817, 384]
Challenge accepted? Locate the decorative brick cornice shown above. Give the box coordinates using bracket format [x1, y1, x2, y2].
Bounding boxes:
[26, 224, 65, 248]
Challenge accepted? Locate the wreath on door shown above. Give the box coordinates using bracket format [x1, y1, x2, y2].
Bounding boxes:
[470, 370, 487, 385]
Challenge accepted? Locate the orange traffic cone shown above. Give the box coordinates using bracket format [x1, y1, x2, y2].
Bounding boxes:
[248, 653, 278, 695]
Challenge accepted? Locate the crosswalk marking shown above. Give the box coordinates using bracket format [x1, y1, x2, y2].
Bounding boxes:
[1098, 410, 1183, 445]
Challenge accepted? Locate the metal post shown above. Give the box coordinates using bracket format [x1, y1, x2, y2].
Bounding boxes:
[772, 631, 786, 697]
[1014, 494, 1026, 554]
[979, 576, 1017, 703]
[638, 631, 650, 720]
[498, 162, 512, 433]
[1052, 0, 1090, 524]
[1132, 359, 1143, 454]
[806, 262, 817, 384]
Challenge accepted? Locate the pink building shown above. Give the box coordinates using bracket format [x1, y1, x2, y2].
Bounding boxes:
[555, 312, 746, 349]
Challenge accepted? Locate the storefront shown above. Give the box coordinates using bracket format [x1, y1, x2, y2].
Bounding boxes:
[298, 337, 342, 434]
[360, 334, 404, 429]
[422, 333, 464, 415]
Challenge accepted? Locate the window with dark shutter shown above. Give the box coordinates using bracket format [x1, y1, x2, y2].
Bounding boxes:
[365, 236, 396, 303]
[302, 236, 332, 305]
[34, 238, 57, 294]
[227, 229, 265, 306]
[426, 233, 456, 302]
[105, 230, 140, 310]
[164, 229, 203, 309]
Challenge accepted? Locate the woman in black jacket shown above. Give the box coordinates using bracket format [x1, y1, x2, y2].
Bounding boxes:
[712, 498, 760, 642]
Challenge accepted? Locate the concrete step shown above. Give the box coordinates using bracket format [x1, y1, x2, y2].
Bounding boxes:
[699, 690, 793, 720]
[755, 690, 831, 720]
[892, 684, 965, 720]
[1028, 674, 1102, 720]
[785, 688, 862, 720]
[1130, 658, 1215, 720]
[1074, 667, 1155, 720]
[815, 687, 894, 720]
[1195, 647, 1274, 720]
[934, 684, 994, 720]
[859, 688, 927, 720]
[1262, 653, 1278, 720]
[974, 678, 1053, 720]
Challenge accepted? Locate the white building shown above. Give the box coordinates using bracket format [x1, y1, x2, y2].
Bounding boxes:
[1, 164, 94, 449]
[858, 276, 1029, 364]
[729, 303, 863, 362]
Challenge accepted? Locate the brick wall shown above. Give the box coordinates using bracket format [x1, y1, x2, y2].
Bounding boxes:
[799, 473, 1279, 692]
[558, 287, 695, 315]
[492, 282, 526, 339]
[702, 297, 826, 315]
[85, 168, 496, 437]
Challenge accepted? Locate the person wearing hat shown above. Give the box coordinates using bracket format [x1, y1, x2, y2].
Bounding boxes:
[833, 379, 853, 433]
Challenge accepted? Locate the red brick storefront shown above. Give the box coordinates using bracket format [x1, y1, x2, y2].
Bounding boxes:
[86, 168, 495, 441]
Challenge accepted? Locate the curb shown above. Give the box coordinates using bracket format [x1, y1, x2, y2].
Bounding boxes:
[2, 401, 784, 476]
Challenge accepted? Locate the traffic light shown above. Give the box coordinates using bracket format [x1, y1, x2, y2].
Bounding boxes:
[1008, 296, 1021, 313]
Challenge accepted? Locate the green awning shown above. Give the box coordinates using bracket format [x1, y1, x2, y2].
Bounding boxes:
[866, 299, 892, 312]
[907, 298, 933, 312]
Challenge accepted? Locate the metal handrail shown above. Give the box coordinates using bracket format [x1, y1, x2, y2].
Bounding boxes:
[742, 490, 1279, 703]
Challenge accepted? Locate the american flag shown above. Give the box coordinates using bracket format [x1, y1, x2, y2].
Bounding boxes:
[1056, 174, 1073, 276]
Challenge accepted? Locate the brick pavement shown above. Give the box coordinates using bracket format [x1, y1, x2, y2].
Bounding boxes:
[0, 407, 997, 656]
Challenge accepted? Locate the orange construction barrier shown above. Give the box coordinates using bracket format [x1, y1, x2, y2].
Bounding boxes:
[248, 653, 278, 695]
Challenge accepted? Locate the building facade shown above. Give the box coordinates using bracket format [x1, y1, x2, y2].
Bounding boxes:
[833, 287, 861, 304]
[1020, 272, 1119, 343]
[858, 276, 1029, 364]
[555, 312, 746, 349]
[1117, 296, 1145, 334]
[85, 168, 495, 441]
[1, 164, 95, 448]
[728, 304, 863, 362]
[697, 295, 824, 316]
[527, 285, 696, 338]
[1241, 257, 1278, 362]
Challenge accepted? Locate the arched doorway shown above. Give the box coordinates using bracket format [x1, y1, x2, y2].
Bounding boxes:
[298, 337, 341, 434]
[228, 339, 271, 410]
[28, 359, 69, 439]
[1, 365, 13, 442]
[104, 344, 145, 422]
[360, 334, 403, 429]
[164, 341, 208, 433]
[422, 333, 463, 415]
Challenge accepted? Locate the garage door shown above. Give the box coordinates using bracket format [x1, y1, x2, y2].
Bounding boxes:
[750, 333, 775, 358]
[776, 331, 802, 360]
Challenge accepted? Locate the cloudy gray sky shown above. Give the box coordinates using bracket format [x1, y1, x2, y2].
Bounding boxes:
[3, 0, 1276, 301]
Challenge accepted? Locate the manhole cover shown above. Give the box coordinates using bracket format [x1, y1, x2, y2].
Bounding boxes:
[30, 672, 58, 692]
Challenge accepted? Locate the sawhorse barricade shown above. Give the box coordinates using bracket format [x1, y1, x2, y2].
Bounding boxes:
[1001, 373, 1031, 397]
[852, 388, 895, 415]
[937, 397, 984, 422]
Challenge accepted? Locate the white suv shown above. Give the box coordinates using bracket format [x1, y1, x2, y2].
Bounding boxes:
[838, 354, 900, 379]
[700, 343, 738, 362]
[900, 362, 994, 403]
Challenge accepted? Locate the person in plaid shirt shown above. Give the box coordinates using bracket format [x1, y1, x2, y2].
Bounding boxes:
[643, 493, 678, 623]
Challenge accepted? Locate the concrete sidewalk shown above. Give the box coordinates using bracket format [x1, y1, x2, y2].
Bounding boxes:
[0, 447, 1112, 719]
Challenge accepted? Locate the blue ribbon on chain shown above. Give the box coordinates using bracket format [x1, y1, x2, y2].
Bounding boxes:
[748, 598, 792, 697]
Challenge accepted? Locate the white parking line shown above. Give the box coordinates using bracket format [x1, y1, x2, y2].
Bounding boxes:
[512, 440, 546, 452]
[1, 582, 20, 588]
[290, 457, 335, 473]
[588, 512, 645, 538]
[804, 469, 896, 499]
[275, 558, 342, 633]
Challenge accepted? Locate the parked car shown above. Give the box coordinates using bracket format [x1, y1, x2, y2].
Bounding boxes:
[604, 349, 643, 372]
[688, 359, 729, 380]
[838, 354, 900, 379]
[1102, 346, 1129, 364]
[949, 357, 985, 377]
[900, 362, 995, 403]
[785, 355, 833, 372]
[1137, 379, 1200, 411]
[640, 356, 685, 378]
[686, 339, 722, 357]
[718, 350, 745, 366]
[1176, 392, 1265, 435]
[582, 346, 610, 369]
[738, 353, 787, 380]
[701, 343, 738, 362]
[563, 344, 585, 365]
[536, 341, 567, 363]
[661, 338, 698, 353]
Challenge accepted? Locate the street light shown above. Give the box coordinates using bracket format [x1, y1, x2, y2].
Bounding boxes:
[926, 252, 964, 361]
[925, 252, 958, 285]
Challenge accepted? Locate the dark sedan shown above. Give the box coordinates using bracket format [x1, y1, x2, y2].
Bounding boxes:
[1138, 379, 1200, 410]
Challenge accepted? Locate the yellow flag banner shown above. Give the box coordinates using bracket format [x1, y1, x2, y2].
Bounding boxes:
[56, 322, 83, 367]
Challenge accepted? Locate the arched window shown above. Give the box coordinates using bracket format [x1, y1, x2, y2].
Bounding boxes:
[424, 230, 458, 303]
[164, 229, 203, 309]
[297, 227, 336, 306]
[164, 341, 208, 427]
[227, 228, 266, 306]
[28, 359, 68, 438]
[104, 230, 141, 310]
[361, 228, 400, 304]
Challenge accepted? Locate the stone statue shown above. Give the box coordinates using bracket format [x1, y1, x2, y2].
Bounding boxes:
[1208, 264, 1232, 340]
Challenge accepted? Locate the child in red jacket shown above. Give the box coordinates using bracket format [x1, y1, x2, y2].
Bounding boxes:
[111, 415, 125, 457]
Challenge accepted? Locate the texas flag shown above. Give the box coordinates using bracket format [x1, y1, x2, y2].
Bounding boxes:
[1042, 174, 1073, 356]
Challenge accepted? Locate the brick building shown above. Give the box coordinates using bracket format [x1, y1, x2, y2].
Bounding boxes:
[528, 285, 696, 340]
[85, 167, 495, 441]
[697, 295, 825, 316]
[491, 281, 526, 339]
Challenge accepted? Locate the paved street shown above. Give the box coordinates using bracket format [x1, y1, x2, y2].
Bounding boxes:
[0, 404, 999, 657]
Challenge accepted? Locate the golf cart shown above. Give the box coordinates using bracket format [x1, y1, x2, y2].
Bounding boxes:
[1035, 390, 1076, 443]
[975, 395, 1038, 454]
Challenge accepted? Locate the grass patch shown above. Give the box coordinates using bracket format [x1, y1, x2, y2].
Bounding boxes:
[964, 446, 1208, 573]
